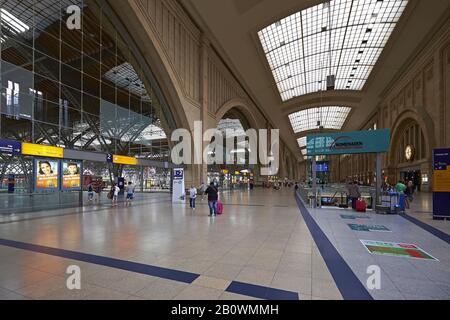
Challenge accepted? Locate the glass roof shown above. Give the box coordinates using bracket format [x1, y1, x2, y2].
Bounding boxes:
[104, 62, 151, 102]
[289, 106, 351, 133]
[257, 0, 408, 101]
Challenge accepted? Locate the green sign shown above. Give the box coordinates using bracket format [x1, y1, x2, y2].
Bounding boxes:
[360, 240, 438, 261]
[307, 129, 390, 156]
[340, 214, 371, 220]
[348, 224, 390, 232]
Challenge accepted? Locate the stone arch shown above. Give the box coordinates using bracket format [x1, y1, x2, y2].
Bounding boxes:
[389, 109, 435, 166]
[107, 1, 191, 133]
[215, 98, 263, 130]
[387, 108, 435, 189]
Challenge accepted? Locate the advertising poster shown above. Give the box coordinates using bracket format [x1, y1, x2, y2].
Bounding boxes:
[360, 240, 438, 261]
[35, 159, 59, 190]
[62, 160, 82, 190]
[348, 224, 391, 232]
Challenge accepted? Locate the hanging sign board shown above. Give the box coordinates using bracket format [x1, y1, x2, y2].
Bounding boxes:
[23, 143, 63, 158]
[0, 139, 21, 155]
[307, 129, 390, 156]
[113, 155, 138, 165]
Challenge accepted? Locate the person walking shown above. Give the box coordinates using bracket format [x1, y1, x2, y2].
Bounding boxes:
[204, 182, 218, 216]
[87, 184, 94, 203]
[347, 181, 361, 210]
[94, 183, 102, 203]
[111, 183, 120, 206]
[189, 185, 197, 210]
[125, 181, 135, 206]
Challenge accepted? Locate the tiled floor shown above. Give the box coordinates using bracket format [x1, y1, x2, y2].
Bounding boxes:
[0, 188, 448, 300]
[303, 194, 450, 300]
[0, 188, 340, 300]
[407, 192, 450, 234]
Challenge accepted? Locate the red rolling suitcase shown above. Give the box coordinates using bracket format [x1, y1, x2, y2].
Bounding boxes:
[217, 201, 223, 215]
[356, 199, 366, 212]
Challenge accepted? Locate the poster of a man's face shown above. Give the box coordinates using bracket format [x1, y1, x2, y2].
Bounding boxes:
[35, 159, 59, 189]
[63, 161, 81, 190]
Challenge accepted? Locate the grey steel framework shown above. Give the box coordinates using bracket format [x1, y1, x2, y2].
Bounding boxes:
[0, 0, 176, 190]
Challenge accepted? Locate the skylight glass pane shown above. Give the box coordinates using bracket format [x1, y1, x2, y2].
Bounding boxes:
[289, 106, 351, 134]
[257, 0, 409, 102]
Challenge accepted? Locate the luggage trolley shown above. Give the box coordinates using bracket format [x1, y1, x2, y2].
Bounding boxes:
[377, 191, 403, 214]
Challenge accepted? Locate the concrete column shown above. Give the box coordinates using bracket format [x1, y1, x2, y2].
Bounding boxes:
[186, 33, 211, 187]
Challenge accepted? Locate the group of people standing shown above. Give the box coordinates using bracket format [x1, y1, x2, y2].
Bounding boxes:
[87, 181, 136, 207]
[188, 182, 220, 216]
[391, 180, 415, 209]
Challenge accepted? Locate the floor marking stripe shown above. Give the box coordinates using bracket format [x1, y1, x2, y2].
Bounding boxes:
[226, 281, 299, 300]
[0, 238, 198, 284]
[294, 192, 373, 300]
[0, 238, 300, 300]
[399, 213, 450, 244]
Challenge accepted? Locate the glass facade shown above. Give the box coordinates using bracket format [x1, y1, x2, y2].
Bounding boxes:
[0, 0, 174, 210]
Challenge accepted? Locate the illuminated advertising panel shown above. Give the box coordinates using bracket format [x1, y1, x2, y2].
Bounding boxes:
[62, 160, 82, 190]
[35, 159, 59, 190]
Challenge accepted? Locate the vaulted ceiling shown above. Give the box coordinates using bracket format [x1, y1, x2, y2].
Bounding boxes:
[180, 0, 449, 160]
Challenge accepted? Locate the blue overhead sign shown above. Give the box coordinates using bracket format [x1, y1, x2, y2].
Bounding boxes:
[316, 162, 329, 172]
[173, 169, 184, 180]
[307, 129, 390, 156]
[0, 139, 22, 155]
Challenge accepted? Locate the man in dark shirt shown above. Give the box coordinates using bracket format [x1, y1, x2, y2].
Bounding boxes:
[204, 182, 218, 216]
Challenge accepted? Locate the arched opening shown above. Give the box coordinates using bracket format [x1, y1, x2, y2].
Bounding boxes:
[388, 118, 429, 192]
[207, 107, 257, 189]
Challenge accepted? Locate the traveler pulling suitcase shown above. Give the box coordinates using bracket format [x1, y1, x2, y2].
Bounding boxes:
[216, 201, 223, 215]
[356, 199, 366, 212]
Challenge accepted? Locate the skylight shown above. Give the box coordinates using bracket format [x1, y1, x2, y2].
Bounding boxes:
[104, 62, 151, 102]
[1, 8, 29, 34]
[257, 0, 408, 101]
[289, 106, 351, 133]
